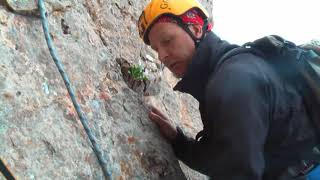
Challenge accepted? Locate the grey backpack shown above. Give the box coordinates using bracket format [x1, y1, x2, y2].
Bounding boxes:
[217, 35, 320, 140]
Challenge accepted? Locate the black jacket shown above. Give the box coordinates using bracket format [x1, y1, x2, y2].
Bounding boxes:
[172, 32, 317, 179]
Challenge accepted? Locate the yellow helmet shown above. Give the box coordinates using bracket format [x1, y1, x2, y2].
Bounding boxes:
[138, 0, 209, 45]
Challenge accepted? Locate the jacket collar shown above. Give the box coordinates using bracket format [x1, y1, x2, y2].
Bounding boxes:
[173, 32, 238, 102]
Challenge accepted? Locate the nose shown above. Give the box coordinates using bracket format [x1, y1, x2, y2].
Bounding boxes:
[158, 48, 169, 64]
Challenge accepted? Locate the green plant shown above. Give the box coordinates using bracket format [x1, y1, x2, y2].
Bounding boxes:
[128, 64, 148, 81]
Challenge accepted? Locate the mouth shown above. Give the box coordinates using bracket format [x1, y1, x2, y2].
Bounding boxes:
[169, 62, 179, 70]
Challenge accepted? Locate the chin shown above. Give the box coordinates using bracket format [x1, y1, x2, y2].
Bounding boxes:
[172, 72, 184, 78]
[170, 67, 185, 78]
[173, 74, 181, 78]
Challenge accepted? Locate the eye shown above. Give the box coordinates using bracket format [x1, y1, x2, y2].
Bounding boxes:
[161, 38, 171, 46]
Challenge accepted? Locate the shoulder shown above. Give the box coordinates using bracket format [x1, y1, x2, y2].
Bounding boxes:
[216, 52, 272, 78]
[206, 53, 276, 100]
[213, 52, 279, 85]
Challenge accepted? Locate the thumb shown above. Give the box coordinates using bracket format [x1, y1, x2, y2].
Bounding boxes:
[149, 111, 162, 125]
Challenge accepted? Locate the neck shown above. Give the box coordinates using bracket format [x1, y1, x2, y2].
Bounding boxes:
[174, 32, 239, 102]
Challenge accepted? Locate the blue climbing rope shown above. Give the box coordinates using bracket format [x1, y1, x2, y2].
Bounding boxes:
[0, 158, 16, 180]
[38, 0, 111, 179]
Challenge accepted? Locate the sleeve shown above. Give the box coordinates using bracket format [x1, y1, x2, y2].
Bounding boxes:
[171, 62, 271, 180]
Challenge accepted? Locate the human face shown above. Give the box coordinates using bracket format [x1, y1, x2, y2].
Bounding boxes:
[148, 22, 196, 78]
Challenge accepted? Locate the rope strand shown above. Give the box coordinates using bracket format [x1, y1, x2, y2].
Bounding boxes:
[38, 0, 111, 178]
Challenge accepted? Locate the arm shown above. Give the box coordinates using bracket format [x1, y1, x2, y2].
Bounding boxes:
[172, 63, 271, 179]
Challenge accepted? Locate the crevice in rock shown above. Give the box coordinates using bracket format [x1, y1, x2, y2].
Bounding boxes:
[161, 95, 170, 115]
[116, 57, 149, 94]
[114, 3, 129, 17]
[122, 101, 129, 114]
[61, 18, 71, 35]
[0, 0, 41, 17]
[16, 91, 21, 96]
[83, 0, 107, 47]
[98, 32, 108, 46]
[83, 0, 98, 22]
[0, 0, 10, 11]
[42, 139, 56, 156]
[139, 150, 171, 178]
[9, 136, 16, 148]
[114, 2, 136, 21]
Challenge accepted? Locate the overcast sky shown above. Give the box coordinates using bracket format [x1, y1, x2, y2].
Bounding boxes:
[211, 0, 320, 45]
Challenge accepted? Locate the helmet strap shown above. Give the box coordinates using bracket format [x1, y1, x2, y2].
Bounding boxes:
[195, 19, 208, 47]
[175, 17, 208, 48]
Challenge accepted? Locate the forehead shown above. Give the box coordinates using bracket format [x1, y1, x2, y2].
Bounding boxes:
[148, 23, 179, 49]
[148, 22, 181, 42]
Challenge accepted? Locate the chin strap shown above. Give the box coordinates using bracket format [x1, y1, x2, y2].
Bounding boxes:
[196, 19, 209, 47]
[176, 18, 209, 48]
[157, 14, 209, 48]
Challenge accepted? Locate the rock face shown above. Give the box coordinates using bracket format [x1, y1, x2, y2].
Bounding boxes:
[0, 0, 212, 179]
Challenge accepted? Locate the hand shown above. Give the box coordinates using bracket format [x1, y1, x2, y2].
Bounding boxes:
[148, 106, 177, 142]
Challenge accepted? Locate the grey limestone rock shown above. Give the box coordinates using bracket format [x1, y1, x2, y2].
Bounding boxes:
[0, 0, 212, 179]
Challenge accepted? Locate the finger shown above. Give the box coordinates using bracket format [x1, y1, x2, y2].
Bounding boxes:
[149, 111, 170, 124]
[149, 111, 169, 127]
[150, 106, 168, 119]
[149, 111, 162, 124]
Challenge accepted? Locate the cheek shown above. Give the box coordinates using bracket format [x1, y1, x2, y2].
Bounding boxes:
[170, 42, 194, 61]
[176, 35, 194, 52]
[167, 40, 185, 58]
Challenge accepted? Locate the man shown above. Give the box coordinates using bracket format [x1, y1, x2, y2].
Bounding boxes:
[138, 0, 320, 179]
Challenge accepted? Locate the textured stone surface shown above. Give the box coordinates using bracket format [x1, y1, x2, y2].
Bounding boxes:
[0, 0, 212, 179]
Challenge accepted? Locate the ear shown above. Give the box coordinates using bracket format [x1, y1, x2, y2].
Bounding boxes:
[188, 24, 203, 39]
